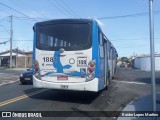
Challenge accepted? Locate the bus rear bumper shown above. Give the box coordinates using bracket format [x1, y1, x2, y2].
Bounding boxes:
[33, 76, 99, 92]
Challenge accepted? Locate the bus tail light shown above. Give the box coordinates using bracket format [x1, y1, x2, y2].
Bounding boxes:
[89, 61, 95, 67]
[35, 67, 39, 72]
[86, 60, 95, 81]
[34, 60, 39, 71]
[33, 60, 40, 78]
[88, 68, 94, 73]
[34, 61, 38, 67]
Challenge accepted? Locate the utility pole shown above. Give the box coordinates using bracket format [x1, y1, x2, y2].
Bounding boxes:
[9, 15, 13, 69]
[149, 0, 156, 112]
[16, 47, 18, 68]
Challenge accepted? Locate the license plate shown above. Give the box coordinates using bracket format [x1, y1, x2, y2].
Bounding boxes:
[57, 76, 68, 80]
[25, 78, 31, 80]
[61, 85, 68, 89]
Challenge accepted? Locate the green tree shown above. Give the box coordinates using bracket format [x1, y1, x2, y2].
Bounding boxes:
[121, 57, 129, 63]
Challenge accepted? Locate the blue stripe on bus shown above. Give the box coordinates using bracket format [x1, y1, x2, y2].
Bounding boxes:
[92, 20, 99, 78]
[53, 51, 72, 73]
[32, 25, 36, 72]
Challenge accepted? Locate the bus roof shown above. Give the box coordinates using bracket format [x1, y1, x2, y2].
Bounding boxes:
[35, 19, 95, 26]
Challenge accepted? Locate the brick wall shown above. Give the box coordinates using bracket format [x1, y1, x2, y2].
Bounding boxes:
[17, 56, 32, 68]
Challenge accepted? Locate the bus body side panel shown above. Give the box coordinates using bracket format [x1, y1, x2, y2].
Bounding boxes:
[92, 21, 104, 91]
[108, 59, 112, 79]
[110, 48, 114, 79]
[98, 47, 105, 90]
[112, 50, 117, 77]
[104, 41, 109, 86]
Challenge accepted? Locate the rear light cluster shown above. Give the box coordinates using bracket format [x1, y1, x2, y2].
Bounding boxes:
[34, 60, 40, 77]
[86, 60, 95, 81]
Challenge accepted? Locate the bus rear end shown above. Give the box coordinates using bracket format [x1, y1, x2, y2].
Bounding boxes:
[33, 19, 99, 92]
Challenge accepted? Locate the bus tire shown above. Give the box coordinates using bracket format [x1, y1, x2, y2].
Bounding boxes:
[104, 85, 108, 90]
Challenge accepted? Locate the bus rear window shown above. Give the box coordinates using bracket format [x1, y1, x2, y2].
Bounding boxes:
[36, 23, 91, 51]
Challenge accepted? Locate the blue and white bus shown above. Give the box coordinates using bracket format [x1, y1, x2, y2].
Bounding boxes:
[33, 19, 118, 92]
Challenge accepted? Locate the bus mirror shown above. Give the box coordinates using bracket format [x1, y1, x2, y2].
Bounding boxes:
[33, 26, 35, 31]
[116, 54, 118, 58]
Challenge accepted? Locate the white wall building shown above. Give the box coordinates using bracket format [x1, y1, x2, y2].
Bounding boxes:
[134, 55, 160, 71]
[0, 49, 32, 68]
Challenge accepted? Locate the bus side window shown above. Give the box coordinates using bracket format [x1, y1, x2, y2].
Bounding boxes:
[99, 32, 103, 46]
[110, 46, 113, 60]
[98, 31, 104, 58]
[104, 38, 108, 59]
[108, 43, 111, 60]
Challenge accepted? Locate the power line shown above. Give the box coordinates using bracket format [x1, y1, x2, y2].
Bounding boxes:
[14, 16, 47, 21]
[13, 10, 160, 22]
[13, 16, 34, 26]
[61, 0, 80, 18]
[13, 40, 32, 41]
[0, 30, 10, 32]
[0, 2, 38, 22]
[0, 16, 9, 22]
[111, 37, 160, 41]
[0, 25, 10, 34]
[116, 42, 160, 49]
[58, 0, 80, 18]
[0, 40, 9, 45]
[0, 38, 9, 39]
[47, 0, 69, 17]
[10, 0, 49, 20]
[97, 10, 160, 20]
[118, 45, 149, 48]
[0, 5, 12, 16]
[54, 0, 76, 18]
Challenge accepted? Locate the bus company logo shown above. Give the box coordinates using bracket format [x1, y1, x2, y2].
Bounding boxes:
[80, 68, 86, 74]
[2, 112, 11, 117]
[69, 58, 75, 64]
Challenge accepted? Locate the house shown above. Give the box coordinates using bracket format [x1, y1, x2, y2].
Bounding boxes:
[0, 49, 32, 68]
[133, 54, 160, 71]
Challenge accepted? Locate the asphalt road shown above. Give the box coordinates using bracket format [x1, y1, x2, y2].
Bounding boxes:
[0, 69, 25, 86]
[0, 67, 160, 120]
